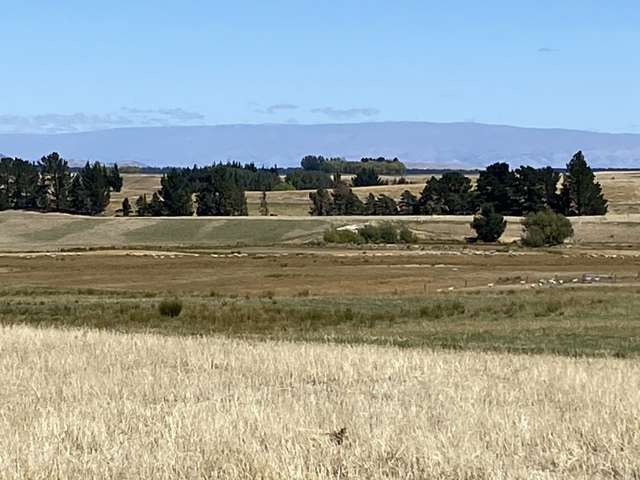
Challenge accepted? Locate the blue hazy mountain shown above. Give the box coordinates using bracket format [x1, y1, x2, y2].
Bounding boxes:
[1, 122, 640, 168]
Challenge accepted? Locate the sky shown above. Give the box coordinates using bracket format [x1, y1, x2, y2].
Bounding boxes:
[1, 0, 639, 134]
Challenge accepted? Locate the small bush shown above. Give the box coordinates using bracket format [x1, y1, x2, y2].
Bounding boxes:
[522, 210, 574, 247]
[158, 298, 183, 317]
[359, 223, 399, 243]
[325, 222, 417, 245]
[471, 204, 506, 242]
[323, 228, 363, 244]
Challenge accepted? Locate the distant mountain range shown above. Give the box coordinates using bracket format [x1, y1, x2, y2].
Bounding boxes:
[1, 122, 640, 169]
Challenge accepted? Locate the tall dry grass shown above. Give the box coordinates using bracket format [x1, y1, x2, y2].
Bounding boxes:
[1, 325, 639, 479]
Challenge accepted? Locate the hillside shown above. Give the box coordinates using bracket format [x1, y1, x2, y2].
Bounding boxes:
[2, 122, 640, 168]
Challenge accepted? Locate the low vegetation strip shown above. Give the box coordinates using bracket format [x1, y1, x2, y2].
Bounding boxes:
[1, 324, 639, 478]
[4, 210, 640, 250]
[1, 287, 639, 357]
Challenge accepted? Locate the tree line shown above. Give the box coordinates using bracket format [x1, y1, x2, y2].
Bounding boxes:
[133, 163, 267, 216]
[309, 151, 607, 217]
[300, 155, 407, 175]
[0, 153, 122, 214]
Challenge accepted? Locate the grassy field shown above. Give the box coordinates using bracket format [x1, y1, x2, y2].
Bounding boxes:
[1, 324, 639, 479]
[1, 285, 640, 357]
[110, 171, 640, 216]
[4, 171, 640, 477]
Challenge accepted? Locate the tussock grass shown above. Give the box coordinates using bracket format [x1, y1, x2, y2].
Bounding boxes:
[1, 324, 639, 478]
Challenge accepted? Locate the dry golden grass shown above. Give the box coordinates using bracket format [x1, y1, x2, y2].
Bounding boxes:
[1, 324, 639, 479]
[107, 174, 162, 215]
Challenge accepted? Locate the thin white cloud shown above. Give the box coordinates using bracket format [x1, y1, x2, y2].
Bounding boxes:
[0, 107, 206, 134]
[255, 103, 299, 115]
[311, 107, 380, 120]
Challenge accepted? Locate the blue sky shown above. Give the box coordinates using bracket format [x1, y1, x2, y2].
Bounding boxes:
[1, 0, 639, 134]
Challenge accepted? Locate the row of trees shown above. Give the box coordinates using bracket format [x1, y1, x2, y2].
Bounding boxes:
[283, 167, 389, 191]
[133, 163, 252, 216]
[300, 155, 406, 175]
[309, 151, 607, 217]
[0, 153, 122, 214]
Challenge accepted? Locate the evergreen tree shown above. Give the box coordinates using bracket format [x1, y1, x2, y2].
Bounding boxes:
[39, 152, 71, 211]
[285, 170, 334, 190]
[373, 194, 398, 215]
[0, 158, 14, 210]
[0, 157, 42, 210]
[331, 182, 364, 215]
[560, 151, 607, 216]
[67, 162, 115, 215]
[418, 172, 474, 214]
[219, 180, 248, 215]
[471, 204, 507, 242]
[259, 191, 269, 216]
[13, 159, 42, 209]
[108, 163, 123, 192]
[68, 173, 87, 213]
[122, 197, 132, 217]
[398, 190, 418, 215]
[352, 167, 385, 187]
[513, 166, 546, 214]
[160, 169, 193, 216]
[475, 163, 518, 215]
[512, 166, 561, 214]
[135, 194, 149, 216]
[309, 188, 333, 216]
[149, 192, 165, 216]
[538, 166, 562, 212]
[194, 168, 248, 216]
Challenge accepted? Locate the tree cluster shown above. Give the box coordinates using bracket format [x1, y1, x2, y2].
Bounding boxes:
[0, 152, 122, 215]
[300, 155, 406, 175]
[285, 170, 334, 190]
[309, 151, 607, 218]
[475, 152, 606, 216]
[135, 163, 253, 216]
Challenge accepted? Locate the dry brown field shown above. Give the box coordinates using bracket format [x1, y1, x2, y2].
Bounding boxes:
[1, 246, 640, 296]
